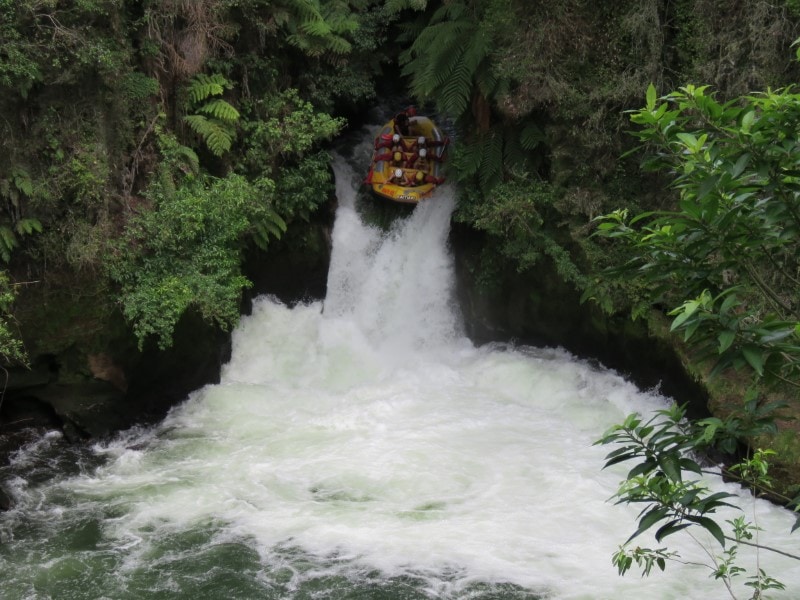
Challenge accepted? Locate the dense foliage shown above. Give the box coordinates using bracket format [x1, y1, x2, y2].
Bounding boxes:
[598, 83, 800, 388]
[592, 77, 800, 599]
[4, 0, 800, 594]
[0, 0, 385, 356]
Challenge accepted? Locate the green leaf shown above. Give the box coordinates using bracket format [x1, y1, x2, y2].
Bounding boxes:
[628, 459, 657, 479]
[657, 453, 682, 482]
[627, 507, 670, 543]
[676, 132, 697, 147]
[654, 521, 691, 542]
[741, 345, 765, 376]
[646, 83, 657, 112]
[198, 99, 240, 122]
[741, 110, 755, 133]
[718, 330, 736, 353]
[689, 516, 726, 547]
[670, 300, 699, 331]
[730, 153, 750, 178]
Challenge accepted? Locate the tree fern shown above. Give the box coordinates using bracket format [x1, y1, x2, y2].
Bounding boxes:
[520, 122, 545, 151]
[383, 0, 428, 14]
[399, 1, 495, 122]
[252, 209, 288, 250]
[299, 18, 332, 37]
[173, 145, 200, 175]
[197, 99, 240, 122]
[184, 115, 236, 157]
[275, 0, 358, 57]
[15, 218, 42, 236]
[186, 73, 230, 105]
[182, 73, 239, 157]
[0, 226, 17, 262]
[0, 167, 34, 209]
[452, 125, 538, 193]
[399, 0, 546, 192]
[479, 130, 504, 191]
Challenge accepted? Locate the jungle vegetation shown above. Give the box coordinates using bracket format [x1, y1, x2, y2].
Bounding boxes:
[2, 0, 800, 595]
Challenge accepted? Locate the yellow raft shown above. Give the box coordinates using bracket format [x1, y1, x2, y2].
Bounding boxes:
[366, 109, 447, 204]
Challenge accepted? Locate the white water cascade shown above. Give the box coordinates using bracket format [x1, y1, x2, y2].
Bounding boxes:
[1, 137, 800, 599]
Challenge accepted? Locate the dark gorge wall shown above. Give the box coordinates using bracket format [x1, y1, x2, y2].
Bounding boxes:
[449, 223, 711, 419]
[0, 211, 336, 455]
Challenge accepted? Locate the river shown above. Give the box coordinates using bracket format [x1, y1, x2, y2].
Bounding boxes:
[1, 132, 799, 599]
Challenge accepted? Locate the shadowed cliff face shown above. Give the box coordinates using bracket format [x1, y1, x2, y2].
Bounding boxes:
[0, 215, 336, 449]
[448, 221, 710, 420]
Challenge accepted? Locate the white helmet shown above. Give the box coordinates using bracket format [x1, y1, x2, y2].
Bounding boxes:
[392, 133, 400, 143]
[418, 136, 426, 146]
[394, 168, 403, 178]
[419, 148, 427, 158]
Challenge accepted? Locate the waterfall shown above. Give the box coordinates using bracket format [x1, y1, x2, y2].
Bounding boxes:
[1, 133, 799, 599]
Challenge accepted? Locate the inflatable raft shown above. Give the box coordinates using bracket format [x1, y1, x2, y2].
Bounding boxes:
[365, 108, 447, 204]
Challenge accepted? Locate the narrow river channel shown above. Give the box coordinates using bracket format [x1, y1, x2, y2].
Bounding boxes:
[1, 132, 799, 599]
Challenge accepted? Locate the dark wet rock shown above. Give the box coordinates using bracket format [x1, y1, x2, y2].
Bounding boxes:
[0, 485, 12, 510]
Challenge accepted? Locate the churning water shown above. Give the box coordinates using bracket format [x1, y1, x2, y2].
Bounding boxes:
[1, 137, 799, 599]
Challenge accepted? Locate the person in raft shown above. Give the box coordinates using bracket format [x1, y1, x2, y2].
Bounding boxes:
[375, 132, 402, 150]
[373, 150, 406, 165]
[405, 147, 445, 169]
[390, 168, 428, 187]
[417, 171, 445, 185]
[414, 134, 448, 149]
[393, 107, 416, 136]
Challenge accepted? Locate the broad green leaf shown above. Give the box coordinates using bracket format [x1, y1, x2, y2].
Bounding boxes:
[689, 516, 726, 547]
[730, 153, 750, 178]
[741, 345, 765, 376]
[741, 110, 755, 133]
[676, 132, 698, 150]
[718, 330, 736, 353]
[646, 83, 657, 112]
[654, 521, 691, 542]
[626, 507, 670, 543]
[658, 453, 682, 482]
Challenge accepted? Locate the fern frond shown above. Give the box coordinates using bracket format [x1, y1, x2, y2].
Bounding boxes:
[300, 18, 332, 37]
[186, 73, 229, 105]
[266, 209, 287, 233]
[252, 210, 287, 248]
[197, 99, 241, 122]
[12, 168, 33, 197]
[184, 114, 210, 136]
[286, 34, 322, 56]
[441, 57, 474, 117]
[323, 9, 359, 35]
[384, 0, 428, 15]
[174, 145, 200, 174]
[287, 0, 322, 23]
[479, 131, 504, 191]
[326, 35, 352, 54]
[425, 26, 471, 88]
[462, 27, 490, 74]
[203, 124, 236, 156]
[503, 126, 528, 173]
[454, 137, 485, 179]
[158, 164, 176, 198]
[0, 226, 17, 262]
[183, 115, 235, 156]
[15, 218, 42, 236]
[520, 122, 545, 150]
[252, 228, 269, 250]
[439, 1, 468, 22]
